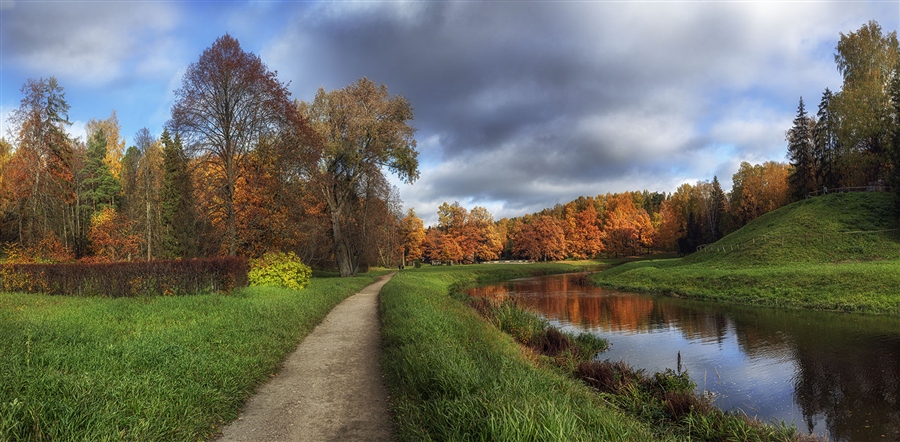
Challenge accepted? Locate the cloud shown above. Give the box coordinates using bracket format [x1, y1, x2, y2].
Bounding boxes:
[265, 1, 893, 221]
[1, 2, 180, 86]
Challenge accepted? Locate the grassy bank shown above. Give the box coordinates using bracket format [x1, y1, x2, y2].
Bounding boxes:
[0, 273, 384, 441]
[379, 262, 659, 441]
[596, 193, 900, 315]
[380, 263, 812, 441]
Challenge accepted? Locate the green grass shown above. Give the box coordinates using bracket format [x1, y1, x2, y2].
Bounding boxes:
[0, 272, 385, 441]
[380, 263, 659, 441]
[688, 192, 900, 266]
[380, 263, 813, 441]
[596, 193, 900, 315]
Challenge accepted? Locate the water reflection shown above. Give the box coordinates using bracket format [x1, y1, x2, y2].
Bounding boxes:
[468, 274, 900, 442]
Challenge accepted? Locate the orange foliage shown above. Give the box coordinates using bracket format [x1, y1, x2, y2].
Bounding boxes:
[514, 215, 567, 261]
[87, 207, 144, 262]
[603, 193, 654, 256]
[564, 204, 604, 259]
[731, 161, 790, 226]
[399, 208, 426, 262]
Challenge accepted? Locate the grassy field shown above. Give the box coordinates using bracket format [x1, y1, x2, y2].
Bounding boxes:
[0, 273, 384, 441]
[379, 263, 808, 441]
[596, 192, 900, 315]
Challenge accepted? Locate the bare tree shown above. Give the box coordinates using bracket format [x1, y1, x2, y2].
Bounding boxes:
[169, 34, 307, 256]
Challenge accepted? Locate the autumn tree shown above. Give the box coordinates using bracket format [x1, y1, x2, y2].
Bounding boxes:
[300, 77, 418, 276]
[5, 77, 76, 259]
[87, 207, 143, 262]
[437, 202, 474, 261]
[0, 138, 13, 244]
[470, 206, 503, 262]
[787, 97, 817, 200]
[655, 199, 683, 251]
[730, 161, 790, 227]
[169, 34, 305, 256]
[831, 20, 900, 186]
[603, 193, 654, 257]
[564, 204, 604, 259]
[399, 208, 426, 264]
[131, 128, 164, 260]
[370, 185, 404, 269]
[514, 215, 567, 261]
[84, 110, 126, 179]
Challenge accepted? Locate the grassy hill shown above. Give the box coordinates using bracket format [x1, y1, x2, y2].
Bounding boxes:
[594, 192, 900, 315]
[689, 192, 900, 266]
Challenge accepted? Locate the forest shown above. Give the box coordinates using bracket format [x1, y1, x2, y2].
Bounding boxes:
[1, 22, 899, 274]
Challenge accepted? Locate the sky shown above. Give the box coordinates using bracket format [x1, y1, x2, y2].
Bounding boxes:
[2, 1, 899, 226]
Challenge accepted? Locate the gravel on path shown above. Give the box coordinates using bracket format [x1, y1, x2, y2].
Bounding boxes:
[215, 273, 396, 442]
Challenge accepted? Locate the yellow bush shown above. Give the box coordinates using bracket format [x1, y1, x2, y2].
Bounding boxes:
[248, 252, 311, 290]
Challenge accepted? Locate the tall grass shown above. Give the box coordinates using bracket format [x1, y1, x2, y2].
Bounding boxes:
[381, 264, 818, 441]
[0, 273, 383, 441]
[379, 263, 661, 441]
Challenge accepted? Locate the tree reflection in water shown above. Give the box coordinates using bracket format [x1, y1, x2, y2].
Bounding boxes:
[468, 274, 900, 442]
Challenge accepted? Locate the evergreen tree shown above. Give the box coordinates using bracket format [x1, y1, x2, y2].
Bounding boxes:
[80, 128, 120, 213]
[708, 176, 727, 242]
[887, 66, 900, 211]
[787, 97, 816, 200]
[814, 88, 841, 189]
[75, 128, 121, 257]
[160, 129, 198, 258]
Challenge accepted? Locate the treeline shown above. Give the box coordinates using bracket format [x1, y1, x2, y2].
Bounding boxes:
[0, 35, 416, 276]
[404, 20, 900, 264]
[400, 162, 789, 263]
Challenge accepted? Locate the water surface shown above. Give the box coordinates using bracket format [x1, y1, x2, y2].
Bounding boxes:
[468, 273, 900, 441]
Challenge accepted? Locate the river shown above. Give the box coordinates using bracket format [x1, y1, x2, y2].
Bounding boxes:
[467, 273, 900, 442]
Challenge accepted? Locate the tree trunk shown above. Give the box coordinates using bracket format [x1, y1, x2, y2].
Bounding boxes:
[329, 200, 356, 277]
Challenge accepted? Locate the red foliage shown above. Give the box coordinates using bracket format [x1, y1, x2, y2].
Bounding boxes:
[0, 257, 247, 297]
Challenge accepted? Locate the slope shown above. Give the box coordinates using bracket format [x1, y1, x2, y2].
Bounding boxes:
[595, 192, 900, 314]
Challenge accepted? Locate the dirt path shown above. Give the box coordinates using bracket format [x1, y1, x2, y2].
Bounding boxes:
[216, 273, 396, 442]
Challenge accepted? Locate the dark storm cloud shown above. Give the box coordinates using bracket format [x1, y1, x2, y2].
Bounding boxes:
[264, 1, 883, 223]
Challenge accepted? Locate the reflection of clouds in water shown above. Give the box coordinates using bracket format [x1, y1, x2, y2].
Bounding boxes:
[469, 274, 900, 442]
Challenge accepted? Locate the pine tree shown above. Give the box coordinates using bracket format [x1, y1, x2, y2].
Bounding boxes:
[708, 176, 727, 242]
[814, 88, 841, 190]
[160, 129, 198, 258]
[887, 67, 900, 211]
[80, 129, 120, 213]
[76, 128, 121, 257]
[787, 97, 816, 200]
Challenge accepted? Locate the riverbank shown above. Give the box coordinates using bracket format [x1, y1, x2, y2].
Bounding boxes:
[379, 263, 812, 441]
[379, 262, 657, 441]
[595, 193, 900, 315]
[0, 273, 384, 440]
[593, 258, 900, 315]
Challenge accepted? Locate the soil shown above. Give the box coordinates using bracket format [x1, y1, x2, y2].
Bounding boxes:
[215, 273, 396, 441]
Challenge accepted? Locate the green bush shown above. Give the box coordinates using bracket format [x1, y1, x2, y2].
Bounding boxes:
[248, 252, 311, 290]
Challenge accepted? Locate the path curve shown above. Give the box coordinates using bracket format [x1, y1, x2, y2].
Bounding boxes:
[216, 273, 396, 442]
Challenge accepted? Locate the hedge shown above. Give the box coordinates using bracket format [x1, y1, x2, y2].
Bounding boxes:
[0, 257, 248, 297]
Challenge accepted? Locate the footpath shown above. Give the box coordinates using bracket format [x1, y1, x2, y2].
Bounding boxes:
[216, 273, 396, 442]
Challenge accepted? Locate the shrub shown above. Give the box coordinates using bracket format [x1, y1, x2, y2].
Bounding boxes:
[0, 257, 248, 297]
[248, 252, 311, 290]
